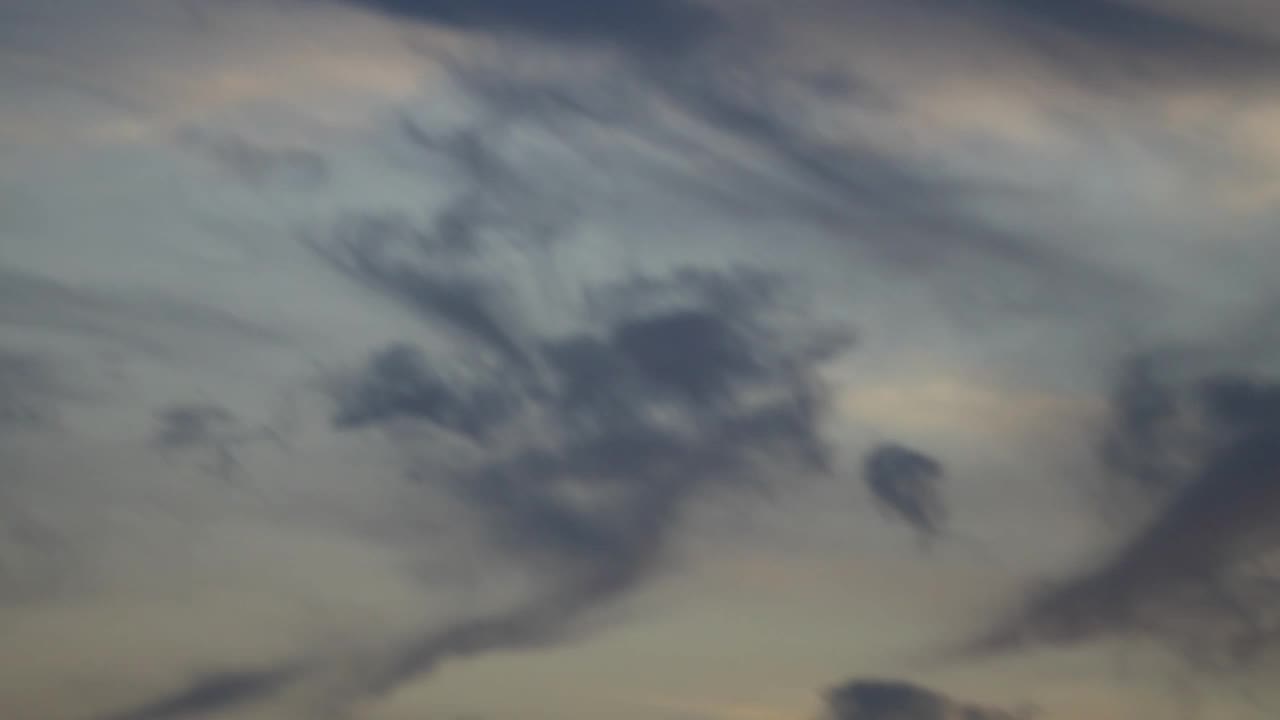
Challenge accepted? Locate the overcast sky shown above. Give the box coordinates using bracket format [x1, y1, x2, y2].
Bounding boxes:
[3, 2, 1280, 719]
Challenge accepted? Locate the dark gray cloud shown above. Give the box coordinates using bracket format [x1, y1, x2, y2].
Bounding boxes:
[825, 678, 1023, 720]
[332, 342, 516, 438]
[906, 0, 1280, 88]
[6, 0, 1280, 717]
[316, 223, 529, 366]
[971, 367, 1280, 668]
[315, 111, 576, 368]
[1200, 375, 1280, 436]
[965, 0, 1263, 49]
[366, 389, 837, 696]
[99, 667, 297, 720]
[325, 266, 849, 701]
[864, 443, 948, 545]
[152, 403, 280, 481]
[280, 78, 860, 708]
[589, 267, 783, 321]
[340, 0, 720, 53]
[1097, 354, 1189, 496]
[996, 0, 1272, 53]
[611, 309, 762, 406]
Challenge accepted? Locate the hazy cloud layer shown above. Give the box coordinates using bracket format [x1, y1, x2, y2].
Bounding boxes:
[151, 403, 282, 481]
[0, 350, 64, 431]
[4, 1, 1280, 719]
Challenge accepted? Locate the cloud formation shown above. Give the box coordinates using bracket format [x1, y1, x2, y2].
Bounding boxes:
[6, 0, 1280, 718]
[864, 443, 948, 545]
[340, 0, 720, 52]
[825, 678, 1024, 720]
[151, 403, 281, 481]
[337, 263, 849, 700]
[0, 350, 62, 431]
[972, 361, 1280, 668]
[100, 667, 297, 720]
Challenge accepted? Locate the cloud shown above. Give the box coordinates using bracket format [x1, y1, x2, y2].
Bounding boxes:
[0, 349, 62, 431]
[176, 129, 329, 189]
[7, 1, 1280, 717]
[970, 363, 1280, 668]
[324, 264, 849, 702]
[0, 267, 277, 356]
[825, 678, 1023, 720]
[611, 309, 763, 405]
[973, 0, 1275, 58]
[151, 403, 281, 481]
[656, 73, 1067, 271]
[317, 229, 530, 366]
[331, 342, 516, 438]
[312, 109, 580, 369]
[99, 667, 297, 720]
[1096, 353, 1194, 496]
[863, 443, 948, 545]
[886, 0, 1280, 92]
[339, 0, 721, 53]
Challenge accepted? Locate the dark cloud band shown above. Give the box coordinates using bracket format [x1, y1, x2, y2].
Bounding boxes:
[341, 0, 720, 52]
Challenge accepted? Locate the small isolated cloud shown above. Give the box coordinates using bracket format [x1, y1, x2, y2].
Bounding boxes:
[825, 678, 1024, 720]
[863, 443, 948, 545]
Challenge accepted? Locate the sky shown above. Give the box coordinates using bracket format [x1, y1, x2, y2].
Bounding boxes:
[2, 1, 1280, 719]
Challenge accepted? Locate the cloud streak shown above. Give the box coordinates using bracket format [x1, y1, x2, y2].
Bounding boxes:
[6, 0, 1280, 718]
[340, 0, 721, 52]
[339, 264, 849, 702]
[825, 678, 1025, 720]
[99, 667, 298, 720]
[970, 363, 1280, 668]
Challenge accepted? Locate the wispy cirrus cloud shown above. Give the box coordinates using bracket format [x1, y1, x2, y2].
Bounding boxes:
[339, 0, 721, 53]
[969, 356, 1280, 671]
[6, 2, 1280, 719]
